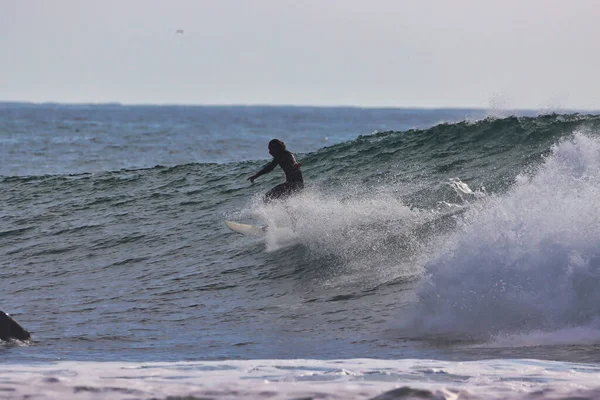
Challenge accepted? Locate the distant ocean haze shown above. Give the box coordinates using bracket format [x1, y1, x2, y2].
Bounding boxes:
[0, 103, 493, 176]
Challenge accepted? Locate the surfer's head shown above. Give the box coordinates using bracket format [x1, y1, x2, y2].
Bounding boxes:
[268, 139, 286, 157]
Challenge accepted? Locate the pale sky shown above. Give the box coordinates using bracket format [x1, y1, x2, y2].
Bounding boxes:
[2, 0, 600, 108]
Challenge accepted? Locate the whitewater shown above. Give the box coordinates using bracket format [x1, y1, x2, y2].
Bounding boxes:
[1, 103, 600, 399]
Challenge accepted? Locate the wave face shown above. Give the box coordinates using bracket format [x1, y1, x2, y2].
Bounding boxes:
[250, 114, 600, 344]
[2, 106, 600, 366]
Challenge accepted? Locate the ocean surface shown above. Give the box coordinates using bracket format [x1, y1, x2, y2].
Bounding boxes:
[1, 103, 600, 399]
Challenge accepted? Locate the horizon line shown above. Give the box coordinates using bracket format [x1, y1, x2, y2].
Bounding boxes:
[1, 100, 596, 112]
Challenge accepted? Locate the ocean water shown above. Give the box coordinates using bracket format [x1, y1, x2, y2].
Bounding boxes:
[1, 103, 600, 399]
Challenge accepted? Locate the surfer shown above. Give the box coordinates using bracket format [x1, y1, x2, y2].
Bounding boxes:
[248, 139, 304, 202]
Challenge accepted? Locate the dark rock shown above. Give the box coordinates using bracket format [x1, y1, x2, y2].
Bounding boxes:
[370, 387, 442, 400]
[0, 310, 31, 341]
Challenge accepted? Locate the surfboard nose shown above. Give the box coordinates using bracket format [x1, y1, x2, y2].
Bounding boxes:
[225, 220, 267, 236]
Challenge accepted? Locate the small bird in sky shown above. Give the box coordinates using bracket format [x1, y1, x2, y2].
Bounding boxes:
[176, 29, 184, 34]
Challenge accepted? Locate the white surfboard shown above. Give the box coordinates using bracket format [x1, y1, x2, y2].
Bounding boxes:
[224, 220, 267, 236]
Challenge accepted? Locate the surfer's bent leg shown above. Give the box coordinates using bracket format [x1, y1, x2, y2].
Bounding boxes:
[264, 181, 303, 203]
[264, 183, 289, 203]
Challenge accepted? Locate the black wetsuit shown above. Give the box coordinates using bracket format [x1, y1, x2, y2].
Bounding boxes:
[256, 151, 304, 202]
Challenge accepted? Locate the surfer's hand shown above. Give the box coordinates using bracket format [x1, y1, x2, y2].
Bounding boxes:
[248, 175, 255, 183]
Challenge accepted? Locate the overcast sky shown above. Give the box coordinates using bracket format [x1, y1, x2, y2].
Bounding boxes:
[2, 0, 599, 108]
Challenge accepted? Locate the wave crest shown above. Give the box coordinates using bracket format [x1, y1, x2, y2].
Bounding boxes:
[397, 132, 600, 341]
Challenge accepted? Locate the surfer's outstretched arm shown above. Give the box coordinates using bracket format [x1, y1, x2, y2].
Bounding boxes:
[248, 159, 277, 183]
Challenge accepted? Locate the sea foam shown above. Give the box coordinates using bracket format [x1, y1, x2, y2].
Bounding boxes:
[399, 132, 600, 342]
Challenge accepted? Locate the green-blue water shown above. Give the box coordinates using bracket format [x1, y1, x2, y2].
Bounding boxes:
[2, 104, 600, 399]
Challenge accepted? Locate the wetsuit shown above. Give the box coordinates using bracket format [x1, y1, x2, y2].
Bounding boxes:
[255, 151, 304, 202]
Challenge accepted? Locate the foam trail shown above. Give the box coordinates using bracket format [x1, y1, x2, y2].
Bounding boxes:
[244, 188, 438, 289]
[487, 324, 600, 348]
[398, 132, 600, 342]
